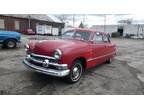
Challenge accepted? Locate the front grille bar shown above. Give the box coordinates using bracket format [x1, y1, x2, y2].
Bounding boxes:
[31, 53, 56, 60]
[27, 54, 67, 67]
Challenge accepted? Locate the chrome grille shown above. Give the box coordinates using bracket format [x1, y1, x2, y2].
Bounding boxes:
[30, 53, 58, 63]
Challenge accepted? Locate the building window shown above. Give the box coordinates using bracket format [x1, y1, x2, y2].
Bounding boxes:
[0, 19, 5, 29]
[15, 20, 20, 30]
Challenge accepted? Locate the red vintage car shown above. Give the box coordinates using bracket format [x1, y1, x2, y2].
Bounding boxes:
[23, 29, 116, 83]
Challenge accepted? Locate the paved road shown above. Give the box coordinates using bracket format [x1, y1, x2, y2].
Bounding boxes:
[0, 38, 144, 95]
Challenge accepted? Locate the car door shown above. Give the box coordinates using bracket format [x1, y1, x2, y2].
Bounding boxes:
[91, 32, 106, 65]
[0, 33, 6, 43]
[102, 33, 114, 59]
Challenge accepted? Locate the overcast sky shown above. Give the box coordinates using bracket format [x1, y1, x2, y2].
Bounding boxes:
[59, 14, 144, 27]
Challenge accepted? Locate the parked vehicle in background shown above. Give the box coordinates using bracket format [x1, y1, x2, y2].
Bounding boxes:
[22, 29, 35, 35]
[111, 32, 121, 38]
[23, 29, 116, 83]
[0, 31, 21, 49]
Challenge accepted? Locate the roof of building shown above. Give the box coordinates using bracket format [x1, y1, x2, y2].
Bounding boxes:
[0, 14, 62, 23]
[47, 15, 62, 23]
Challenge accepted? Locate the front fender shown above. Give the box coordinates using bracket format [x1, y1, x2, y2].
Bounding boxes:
[59, 45, 92, 69]
[1, 35, 21, 43]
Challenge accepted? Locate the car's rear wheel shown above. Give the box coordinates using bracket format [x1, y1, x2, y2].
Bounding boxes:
[106, 57, 112, 63]
[66, 60, 83, 83]
[4, 39, 17, 49]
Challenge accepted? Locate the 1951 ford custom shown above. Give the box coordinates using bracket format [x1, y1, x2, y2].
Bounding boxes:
[23, 29, 116, 83]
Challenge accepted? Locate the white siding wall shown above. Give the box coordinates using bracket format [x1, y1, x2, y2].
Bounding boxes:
[91, 25, 117, 34]
[123, 25, 137, 34]
[0, 19, 4, 29]
[92, 24, 144, 35]
[105, 25, 117, 34]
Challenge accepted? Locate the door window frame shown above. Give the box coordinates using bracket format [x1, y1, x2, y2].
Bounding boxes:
[102, 34, 111, 43]
[92, 32, 104, 43]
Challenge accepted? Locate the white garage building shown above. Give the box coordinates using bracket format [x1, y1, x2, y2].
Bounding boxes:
[91, 24, 144, 36]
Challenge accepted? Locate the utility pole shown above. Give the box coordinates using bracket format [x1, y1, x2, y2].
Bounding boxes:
[28, 15, 31, 29]
[104, 15, 106, 32]
[73, 14, 75, 27]
[137, 24, 140, 36]
[83, 14, 85, 26]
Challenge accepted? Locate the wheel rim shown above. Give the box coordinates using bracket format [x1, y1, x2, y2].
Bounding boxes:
[8, 41, 15, 48]
[71, 63, 82, 81]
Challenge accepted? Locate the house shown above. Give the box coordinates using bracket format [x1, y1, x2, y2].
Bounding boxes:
[0, 14, 64, 35]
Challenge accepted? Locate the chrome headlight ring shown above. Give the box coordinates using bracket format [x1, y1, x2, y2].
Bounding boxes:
[25, 44, 29, 52]
[53, 49, 62, 60]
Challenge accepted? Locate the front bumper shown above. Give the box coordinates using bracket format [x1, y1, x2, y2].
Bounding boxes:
[23, 57, 70, 77]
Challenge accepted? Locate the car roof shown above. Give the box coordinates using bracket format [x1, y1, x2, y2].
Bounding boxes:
[69, 28, 107, 34]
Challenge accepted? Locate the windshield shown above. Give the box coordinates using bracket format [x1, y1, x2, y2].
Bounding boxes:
[62, 30, 91, 41]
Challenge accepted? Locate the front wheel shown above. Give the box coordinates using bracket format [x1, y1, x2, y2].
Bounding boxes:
[4, 39, 17, 49]
[66, 60, 83, 83]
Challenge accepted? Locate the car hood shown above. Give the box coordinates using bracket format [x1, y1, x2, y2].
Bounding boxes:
[0, 31, 20, 36]
[31, 39, 88, 56]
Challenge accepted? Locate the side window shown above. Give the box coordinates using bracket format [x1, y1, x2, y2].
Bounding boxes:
[93, 33, 103, 42]
[103, 35, 109, 42]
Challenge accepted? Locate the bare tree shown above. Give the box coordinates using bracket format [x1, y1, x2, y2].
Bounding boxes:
[118, 19, 133, 25]
[79, 22, 84, 28]
[55, 14, 86, 27]
[55, 14, 69, 23]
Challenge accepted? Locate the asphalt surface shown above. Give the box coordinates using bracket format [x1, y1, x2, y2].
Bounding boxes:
[0, 36, 144, 95]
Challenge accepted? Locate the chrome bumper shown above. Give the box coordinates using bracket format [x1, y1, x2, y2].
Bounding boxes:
[23, 59, 70, 77]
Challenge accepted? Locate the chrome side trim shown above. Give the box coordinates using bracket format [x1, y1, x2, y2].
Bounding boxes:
[31, 53, 56, 60]
[23, 59, 70, 77]
[87, 52, 115, 62]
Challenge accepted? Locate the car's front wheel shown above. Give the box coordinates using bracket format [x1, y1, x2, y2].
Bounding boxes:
[4, 39, 17, 49]
[66, 60, 83, 83]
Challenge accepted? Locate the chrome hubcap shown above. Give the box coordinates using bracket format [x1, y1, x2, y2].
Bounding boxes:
[8, 41, 15, 48]
[72, 63, 82, 81]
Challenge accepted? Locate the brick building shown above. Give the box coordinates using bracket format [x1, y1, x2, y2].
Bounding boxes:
[0, 14, 64, 35]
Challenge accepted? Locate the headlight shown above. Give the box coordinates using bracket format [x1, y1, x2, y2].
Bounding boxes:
[25, 44, 29, 52]
[53, 49, 62, 60]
